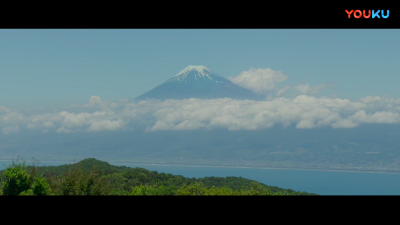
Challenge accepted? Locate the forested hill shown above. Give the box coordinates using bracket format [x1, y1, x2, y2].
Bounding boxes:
[0, 158, 317, 195]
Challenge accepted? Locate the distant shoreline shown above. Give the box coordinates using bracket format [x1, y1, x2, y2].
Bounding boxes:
[110, 162, 400, 175]
[1, 159, 398, 175]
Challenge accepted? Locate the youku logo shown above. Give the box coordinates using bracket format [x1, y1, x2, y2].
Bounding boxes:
[345, 10, 389, 19]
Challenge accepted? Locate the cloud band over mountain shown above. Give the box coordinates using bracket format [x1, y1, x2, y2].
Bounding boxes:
[1, 67, 399, 134]
[1, 94, 400, 134]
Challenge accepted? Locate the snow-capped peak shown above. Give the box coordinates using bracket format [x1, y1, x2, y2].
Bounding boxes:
[175, 65, 211, 77]
[167, 65, 225, 83]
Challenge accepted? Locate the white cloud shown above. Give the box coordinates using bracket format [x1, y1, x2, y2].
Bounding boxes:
[360, 95, 400, 105]
[275, 83, 331, 98]
[142, 96, 389, 131]
[2, 126, 19, 134]
[276, 85, 291, 97]
[293, 83, 327, 94]
[57, 127, 73, 133]
[295, 119, 316, 129]
[292, 95, 367, 112]
[1, 95, 399, 133]
[226, 68, 331, 97]
[26, 113, 62, 129]
[43, 121, 54, 128]
[83, 96, 104, 107]
[331, 119, 358, 128]
[348, 110, 400, 124]
[27, 123, 37, 129]
[0, 106, 11, 113]
[2, 112, 25, 124]
[87, 119, 125, 132]
[227, 68, 288, 94]
[360, 95, 382, 103]
[60, 111, 92, 128]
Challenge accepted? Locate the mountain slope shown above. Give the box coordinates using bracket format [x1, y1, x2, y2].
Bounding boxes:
[135, 66, 263, 101]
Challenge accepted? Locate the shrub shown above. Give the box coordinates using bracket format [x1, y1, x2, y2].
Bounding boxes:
[30, 175, 51, 195]
[130, 184, 176, 195]
[52, 165, 111, 195]
[2, 161, 30, 195]
[175, 182, 208, 195]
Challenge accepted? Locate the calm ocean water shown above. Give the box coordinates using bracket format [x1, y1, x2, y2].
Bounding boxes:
[1, 160, 399, 195]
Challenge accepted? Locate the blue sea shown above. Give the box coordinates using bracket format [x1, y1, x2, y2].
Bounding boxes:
[1, 160, 399, 195]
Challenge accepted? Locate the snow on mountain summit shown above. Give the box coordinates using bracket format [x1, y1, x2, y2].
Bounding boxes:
[176, 65, 210, 76]
[170, 65, 224, 82]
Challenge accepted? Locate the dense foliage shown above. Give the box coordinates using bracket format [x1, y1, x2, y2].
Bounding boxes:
[0, 158, 317, 196]
[2, 161, 31, 195]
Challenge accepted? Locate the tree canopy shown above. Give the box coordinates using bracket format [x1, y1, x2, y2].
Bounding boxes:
[0, 158, 317, 196]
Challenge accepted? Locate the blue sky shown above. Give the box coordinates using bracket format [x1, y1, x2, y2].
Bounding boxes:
[1, 29, 398, 110]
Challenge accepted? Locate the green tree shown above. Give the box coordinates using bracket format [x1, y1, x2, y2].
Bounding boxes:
[130, 184, 176, 195]
[2, 161, 30, 195]
[175, 182, 208, 195]
[27, 175, 51, 195]
[52, 164, 111, 195]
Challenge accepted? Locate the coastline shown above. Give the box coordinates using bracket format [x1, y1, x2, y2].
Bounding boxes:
[109, 162, 400, 174]
[1, 159, 399, 175]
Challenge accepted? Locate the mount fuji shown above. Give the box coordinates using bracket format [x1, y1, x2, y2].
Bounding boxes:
[135, 66, 262, 101]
